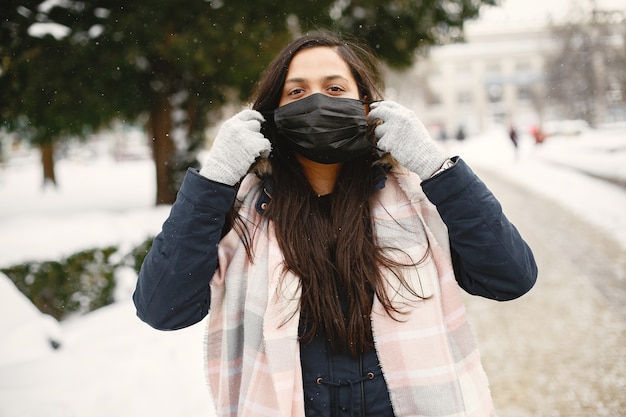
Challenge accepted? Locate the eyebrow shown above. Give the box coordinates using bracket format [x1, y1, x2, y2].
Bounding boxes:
[284, 74, 351, 84]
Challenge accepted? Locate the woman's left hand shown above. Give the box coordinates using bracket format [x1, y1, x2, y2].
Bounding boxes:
[368, 101, 447, 179]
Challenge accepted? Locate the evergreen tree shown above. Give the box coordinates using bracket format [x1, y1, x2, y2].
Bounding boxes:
[1, 0, 494, 203]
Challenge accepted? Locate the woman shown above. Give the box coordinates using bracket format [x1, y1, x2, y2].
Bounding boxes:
[134, 32, 537, 417]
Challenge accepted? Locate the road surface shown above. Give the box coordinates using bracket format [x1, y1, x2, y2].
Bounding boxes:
[465, 168, 626, 416]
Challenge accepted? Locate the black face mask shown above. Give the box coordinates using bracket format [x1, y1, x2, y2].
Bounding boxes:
[271, 93, 371, 164]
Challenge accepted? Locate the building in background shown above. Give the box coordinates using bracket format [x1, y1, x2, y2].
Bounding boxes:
[385, 2, 626, 138]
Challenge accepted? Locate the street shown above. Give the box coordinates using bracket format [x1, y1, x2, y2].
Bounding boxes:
[465, 168, 626, 416]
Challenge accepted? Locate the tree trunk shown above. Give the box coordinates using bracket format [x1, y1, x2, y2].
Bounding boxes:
[40, 142, 57, 187]
[149, 96, 176, 205]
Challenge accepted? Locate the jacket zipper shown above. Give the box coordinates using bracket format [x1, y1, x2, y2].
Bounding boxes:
[359, 354, 366, 417]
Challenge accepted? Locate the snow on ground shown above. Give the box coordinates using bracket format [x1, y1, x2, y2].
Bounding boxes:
[446, 123, 626, 250]
[0, 150, 169, 267]
[0, 124, 624, 417]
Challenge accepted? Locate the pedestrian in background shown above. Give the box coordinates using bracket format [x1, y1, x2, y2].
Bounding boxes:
[456, 125, 466, 141]
[133, 32, 538, 417]
[509, 124, 519, 159]
[531, 124, 546, 145]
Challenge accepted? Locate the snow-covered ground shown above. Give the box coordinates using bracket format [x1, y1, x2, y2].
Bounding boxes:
[449, 123, 626, 251]
[0, 123, 624, 417]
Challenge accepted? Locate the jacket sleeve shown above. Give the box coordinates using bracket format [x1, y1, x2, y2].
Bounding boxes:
[133, 168, 237, 330]
[421, 157, 538, 300]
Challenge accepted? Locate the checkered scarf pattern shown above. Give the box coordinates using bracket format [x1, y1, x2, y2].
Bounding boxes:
[206, 166, 496, 417]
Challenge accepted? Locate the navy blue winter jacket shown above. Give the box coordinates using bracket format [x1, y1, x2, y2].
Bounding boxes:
[133, 157, 537, 416]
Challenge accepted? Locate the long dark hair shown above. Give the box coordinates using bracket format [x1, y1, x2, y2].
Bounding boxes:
[236, 32, 425, 356]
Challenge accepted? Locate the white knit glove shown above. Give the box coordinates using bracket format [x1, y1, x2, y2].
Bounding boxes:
[199, 109, 271, 185]
[368, 101, 447, 179]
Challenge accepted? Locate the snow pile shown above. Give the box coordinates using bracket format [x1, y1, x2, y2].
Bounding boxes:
[0, 276, 62, 368]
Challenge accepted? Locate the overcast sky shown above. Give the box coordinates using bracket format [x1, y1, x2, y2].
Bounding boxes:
[470, 0, 626, 30]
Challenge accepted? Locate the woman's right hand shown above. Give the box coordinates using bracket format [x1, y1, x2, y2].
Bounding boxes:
[200, 109, 272, 185]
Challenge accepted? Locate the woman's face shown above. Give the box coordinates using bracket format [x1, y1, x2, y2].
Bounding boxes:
[279, 46, 360, 107]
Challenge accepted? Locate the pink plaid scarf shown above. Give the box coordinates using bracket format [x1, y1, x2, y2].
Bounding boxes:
[206, 166, 496, 417]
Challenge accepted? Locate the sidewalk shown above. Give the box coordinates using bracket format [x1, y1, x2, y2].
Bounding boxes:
[466, 170, 626, 416]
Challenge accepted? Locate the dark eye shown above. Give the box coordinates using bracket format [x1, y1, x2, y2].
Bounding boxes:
[288, 88, 304, 96]
[328, 85, 345, 93]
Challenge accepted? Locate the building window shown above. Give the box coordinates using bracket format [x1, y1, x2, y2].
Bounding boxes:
[517, 85, 532, 101]
[487, 84, 503, 103]
[427, 93, 441, 106]
[458, 91, 473, 104]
